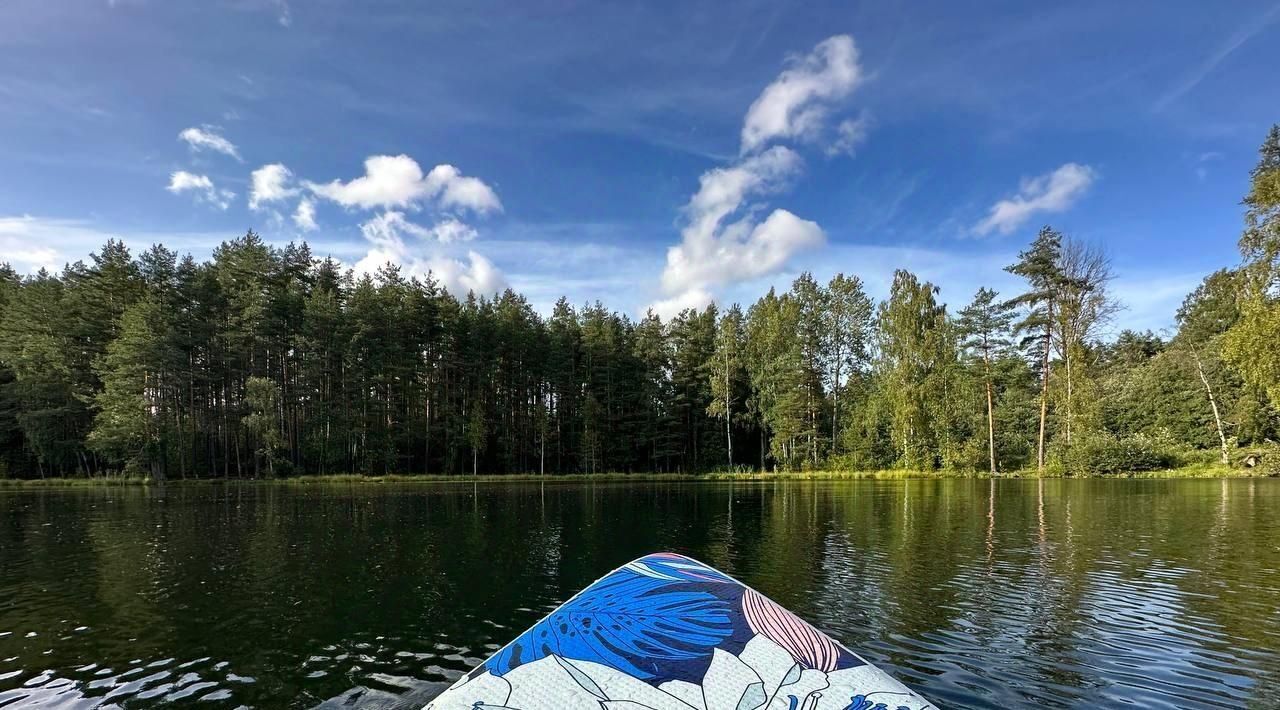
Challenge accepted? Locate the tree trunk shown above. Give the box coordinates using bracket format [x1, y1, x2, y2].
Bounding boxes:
[831, 363, 840, 460]
[725, 358, 733, 468]
[1064, 345, 1073, 446]
[1192, 348, 1230, 465]
[985, 356, 997, 476]
[1037, 312, 1052, 473]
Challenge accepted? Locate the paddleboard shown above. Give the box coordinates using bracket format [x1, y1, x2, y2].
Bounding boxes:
[426, 552, 935, 710]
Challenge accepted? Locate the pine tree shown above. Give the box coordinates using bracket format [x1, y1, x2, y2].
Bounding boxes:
[957, 288, 1014, 474]
[243, 376, 282, 478]
[88, 297, 177, 478]
[1005, 226, 1066, 472]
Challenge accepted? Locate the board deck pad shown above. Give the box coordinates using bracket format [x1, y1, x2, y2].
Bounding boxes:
[426, 553, 935, 710]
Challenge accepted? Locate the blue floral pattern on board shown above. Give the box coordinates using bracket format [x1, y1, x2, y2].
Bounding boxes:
[487, 564, 735, 680]
[427, 553, 936, 710]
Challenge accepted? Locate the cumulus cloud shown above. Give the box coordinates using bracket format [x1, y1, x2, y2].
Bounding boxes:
[660, 147, 818, 296]
[740, 35, 863, 154]
[166, 171, 234, 210]
[178, 126, 242, 162]
[306, 155, 501, 214]
[243, 155, 502, 295]
[974, 163, 1096, 236]
[293, 197, 317, 231]
[352, 210, 506, 296]
[249, 163, 298, 211]
[649, 287, 715, 321]
[423, 251, 506, 297]
[654, 35, 866, 313]
[360, 210, 436, 244]
[359, 212, 479, 245]
[428, 217, 479, 243]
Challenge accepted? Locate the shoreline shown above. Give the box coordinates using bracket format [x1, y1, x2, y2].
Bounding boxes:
[0, 464, 1270, 488]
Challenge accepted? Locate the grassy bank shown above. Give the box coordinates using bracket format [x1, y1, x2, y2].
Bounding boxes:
[0, 463, 1269, 488]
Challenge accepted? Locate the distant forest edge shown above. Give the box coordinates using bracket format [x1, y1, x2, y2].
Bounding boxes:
[2, 126, 1279, 480]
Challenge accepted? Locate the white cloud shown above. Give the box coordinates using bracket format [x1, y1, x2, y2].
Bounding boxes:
[1153, 3, 1280, 112]
[360, 210, 435, 244]
[740, 35, 863, 154]
[652, 35, 867, 312]
[293, 197, 317, 232]
[0, 216, 62, 271]
[1194, 151, 1223, 182]
[424, 164, 503, 214]
[352, 210, 506, 297]
[273, 0, 292, 27]
[424, 251, 506, 297]
[826, 114, 871, 157]
[167, 171, 214, 193]
[428, 217, 479, 243]
[166, 171, 234, 210]
[359, 211, 479, 246]
[306, 155, 501, 214]
[249, 163, 298, 210]
[973, 163, 1096, 236]
[178, 126, 242, 162]
[0, 215, 232, 274]
[656, 145, 825, 309]
[649, 287, 714, 321]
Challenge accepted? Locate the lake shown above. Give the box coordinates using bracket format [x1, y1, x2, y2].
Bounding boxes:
[2, 479, 1278, 708]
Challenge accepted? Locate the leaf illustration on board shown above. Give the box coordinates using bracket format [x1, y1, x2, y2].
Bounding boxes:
[623, 552, 735, 584]
[487, 569, 734, 680]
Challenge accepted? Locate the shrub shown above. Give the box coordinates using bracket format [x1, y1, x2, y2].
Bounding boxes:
[1057, 432, 1182, 475]
[1236, 442, 1280, 476]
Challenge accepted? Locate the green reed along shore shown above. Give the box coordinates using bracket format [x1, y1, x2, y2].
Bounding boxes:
[1, 463, 1273, 488]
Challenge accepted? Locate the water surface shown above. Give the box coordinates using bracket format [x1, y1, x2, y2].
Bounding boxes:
[2, 479, 1278, 708]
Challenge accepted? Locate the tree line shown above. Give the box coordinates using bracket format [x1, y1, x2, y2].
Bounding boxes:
[2, 126, 1278, 480]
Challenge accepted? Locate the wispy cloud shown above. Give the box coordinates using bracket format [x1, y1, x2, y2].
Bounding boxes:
[166, 171, 235, 210]
[655, 34, 866, 317]
[273, 0, 292, 27]
[1194, 150, 1223, 182]
[1153, 2, 1280, 112]
[0, 215, 233, 273]
[178, 125, 242, 162]
[740, 35, 864, 154]
[973, 163, 1096, 236]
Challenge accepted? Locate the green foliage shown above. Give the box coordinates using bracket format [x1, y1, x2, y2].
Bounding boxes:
[707, 304, 746, 466]
[1054, 432, 1183, 476]
[1226, 124, 1280, 407]
[6, 123, 1280, 483]
[956, 287, 1015, 473]
[243, 376, 282, 478]
[876, 270, 955, 470]
[1236, 442, 1280, 476]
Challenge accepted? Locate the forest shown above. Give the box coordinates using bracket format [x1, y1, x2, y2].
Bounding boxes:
[1, 126, 1278, 481]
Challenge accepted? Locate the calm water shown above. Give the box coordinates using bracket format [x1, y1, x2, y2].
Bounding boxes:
[2, 479, 1279, 709]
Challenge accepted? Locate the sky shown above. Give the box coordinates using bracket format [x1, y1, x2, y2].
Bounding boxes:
[2, 0, 1279, 334]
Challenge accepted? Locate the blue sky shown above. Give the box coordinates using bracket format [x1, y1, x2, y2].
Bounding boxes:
[2, 0, 1279, 332]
